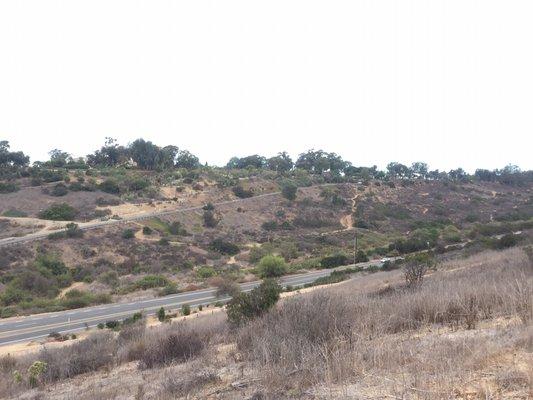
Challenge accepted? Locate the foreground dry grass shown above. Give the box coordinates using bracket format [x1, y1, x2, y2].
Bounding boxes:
[1, 247, 531, 400]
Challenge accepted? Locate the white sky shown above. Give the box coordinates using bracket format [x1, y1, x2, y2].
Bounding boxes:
[1, 1, 532, 171]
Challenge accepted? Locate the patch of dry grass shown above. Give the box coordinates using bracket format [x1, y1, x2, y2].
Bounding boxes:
[236, 247, 532, 397]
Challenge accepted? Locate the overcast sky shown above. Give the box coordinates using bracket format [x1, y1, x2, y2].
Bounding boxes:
[1, 1, 532, 171]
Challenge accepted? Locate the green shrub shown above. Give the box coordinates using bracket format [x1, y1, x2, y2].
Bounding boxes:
[133, 275, 170, 290]
[232, 185, 253, 198]
[281, 181, 297, 201]
[0, 182, 19, 193]
[181, 304, 191, 316]
[261, 221, 278, 231]
[226, 279, 281, 326]
[209, 239, 239, 255]
[50, 183, 68, 197]
[99, 179, 120, 194]
[258, 255, 287, 278]
[157, 307, 166, 322]
[128, 178, 150, 191]
[142, 226, 152, 235]
[122, 229, 135, 239]
[196, 266, 217, 279]
[39, 203, 78, 221]
[320, 253, 349, 268]
[2, 209, 27, 217]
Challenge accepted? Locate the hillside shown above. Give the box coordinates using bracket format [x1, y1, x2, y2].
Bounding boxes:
[0, 142, 532, 399]
[1, 149, 532, 318]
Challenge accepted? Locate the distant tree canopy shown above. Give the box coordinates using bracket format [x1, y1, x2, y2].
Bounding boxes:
[86, 138, 200, 170]
[295, 149, 347, 174]
[226, 154, 267, 169]
[2, 138, 531, 188]
[0, 141, 30, 171]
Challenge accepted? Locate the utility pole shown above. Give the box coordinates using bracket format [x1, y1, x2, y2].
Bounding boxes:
[353, 228, 358, 265]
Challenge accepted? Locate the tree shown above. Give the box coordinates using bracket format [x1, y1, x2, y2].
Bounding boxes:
[175, 150, 200, 169]
[258, 255, 287, 278]
[295, 149, 344, 174]
[267, 152, 293, 173]
[386, 162, 410, 179]
[87, 137, 128, 167]
[226, 279, 281, 326]
[281, 181, 297, 201]
[226, 154, 266, 169]
[411, 162, 428, 179]
[48, 149, 71, 167]
[0, 141, 29, 169]
[129, 138, 162, 170]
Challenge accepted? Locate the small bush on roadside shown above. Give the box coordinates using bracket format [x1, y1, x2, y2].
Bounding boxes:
[226, 279, 281, 326]
[258, 255, 287, 278]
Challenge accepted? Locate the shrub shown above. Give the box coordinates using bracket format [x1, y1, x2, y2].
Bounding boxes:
[157, 307, 166, 322]
[0, 182, 19, 193]
[494, 233, 520, 249]
[168, 221, 188, 236]
[404, 253, 434, 287]
[50, 183, 68, 197]
[209, 239, 239, 255]
[133, 275, 170, 290]
[281, 181, 297, 201]
[37, 332, 116, 382]
[258, 255, 287, 278]
[105, 320, 120, 329]
[138, 325, 206, 369]
[128, 178, 150, 191]
[203, 210, 219, 228]
[99, 179, 120, 194]
[2, 209, 27, 217]
[261, 220, 278, 231]
[181, 304, 191, 316]
[196, 266, 217, 279]
[320, 253, 349, 268]
[226, 279, 281, 326]
[232, 185, 253, 198]
[142, 226, 152, 235]
[39, 203, 78, 221]
[122, 229, 135, 239]
[212, 277, 241, 298]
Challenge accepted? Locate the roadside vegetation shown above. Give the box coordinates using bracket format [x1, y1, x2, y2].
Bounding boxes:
[0, 247, 530, 399]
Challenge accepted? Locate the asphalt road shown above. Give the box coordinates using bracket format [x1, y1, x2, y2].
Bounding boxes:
[0, 261, 381, 346]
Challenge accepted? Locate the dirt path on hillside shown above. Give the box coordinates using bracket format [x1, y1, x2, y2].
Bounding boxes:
[325, 187, 361, 235]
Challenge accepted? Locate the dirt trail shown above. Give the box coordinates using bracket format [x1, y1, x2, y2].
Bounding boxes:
[337, 187, 362, 231]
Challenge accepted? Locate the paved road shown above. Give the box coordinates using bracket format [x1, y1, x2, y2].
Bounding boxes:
[0, 261, 381, 346]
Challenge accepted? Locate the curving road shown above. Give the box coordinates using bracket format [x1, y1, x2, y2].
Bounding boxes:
[0, 261, 382, 346]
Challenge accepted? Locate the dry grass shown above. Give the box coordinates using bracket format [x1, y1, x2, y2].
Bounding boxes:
[0, 247, 531, 399]
[236, 247, 532, 397]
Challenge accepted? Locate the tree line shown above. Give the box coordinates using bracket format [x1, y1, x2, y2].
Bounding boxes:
[1, 139, 531, 186]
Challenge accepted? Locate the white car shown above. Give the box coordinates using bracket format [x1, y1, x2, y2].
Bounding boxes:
[380, 257, 391, 263]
